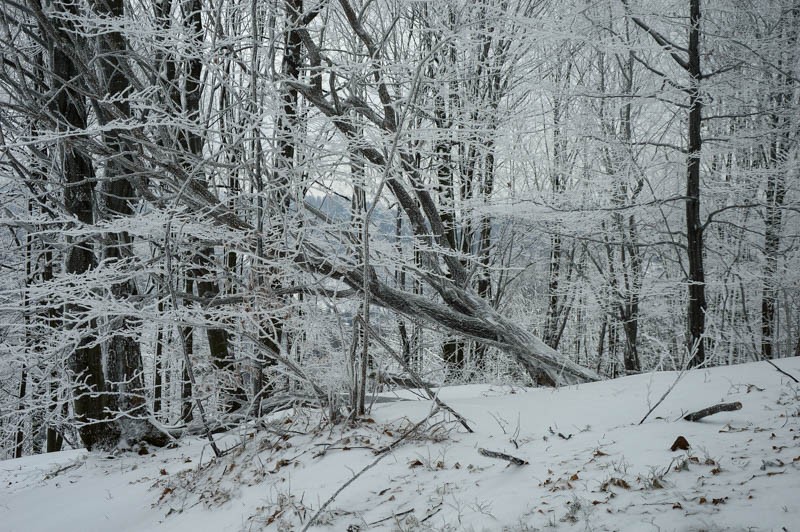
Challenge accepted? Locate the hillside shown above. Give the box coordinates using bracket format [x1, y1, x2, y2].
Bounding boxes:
[2, 358, 799, 531]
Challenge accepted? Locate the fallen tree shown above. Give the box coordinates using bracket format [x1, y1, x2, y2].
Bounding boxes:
[148, 0, 602, 387]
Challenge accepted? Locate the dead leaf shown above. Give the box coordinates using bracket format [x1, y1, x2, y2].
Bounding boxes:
[569, 473, 580, 481]
[593, 450, 608, 457]
[699, 497, 707, 504]
[408, 459, 423, 468]
[159, 468, 168, 476]
[600, 477, 630, 491]
[672, 502, 683, 510]
[270, 459, 291, 473]
[670, 436, 690, 451]
[712, 497, 727, 505]
[265, 509, 283, 526]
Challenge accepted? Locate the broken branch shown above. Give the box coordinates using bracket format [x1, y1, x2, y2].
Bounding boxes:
[478, 448, 528, 466]
[683, 402, 742, 422]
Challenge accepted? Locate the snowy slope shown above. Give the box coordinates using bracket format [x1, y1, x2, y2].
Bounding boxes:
[2, 358, 799, 531]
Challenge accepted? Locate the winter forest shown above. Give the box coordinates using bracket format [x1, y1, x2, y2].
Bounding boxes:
[0, 0, 798, 469]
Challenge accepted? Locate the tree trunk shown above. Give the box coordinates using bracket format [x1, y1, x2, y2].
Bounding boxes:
[47, 9, 120, 449]
[90, 0, 168, 447]
[761, 6, 795, 360]
[686, 0, 707, 368]
[14, 367, 27, 458]
[543, 87, 570, 351]
[180, 279, 195, 423]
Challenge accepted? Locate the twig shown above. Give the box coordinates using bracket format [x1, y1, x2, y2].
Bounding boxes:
[301, 407, 437, 532]
[639, 367, 687, 425]
[375, 407, 440, 455]
[43, 459, 83, 480]
[478, 448, 529, 466]
[165, 192, 221, 458]
[368, 508, 414, 526]
[683, 402, 742, 422]
[764, 360, 799, 383]
[356, 315, 474, 433]
[421, 503, 442, 523]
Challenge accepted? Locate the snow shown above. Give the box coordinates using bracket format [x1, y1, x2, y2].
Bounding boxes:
[2, 358, 799, 531]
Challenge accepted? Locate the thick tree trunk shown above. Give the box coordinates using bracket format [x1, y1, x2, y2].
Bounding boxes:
[45, 407, 64, 453]
[47, 13, 120, 449]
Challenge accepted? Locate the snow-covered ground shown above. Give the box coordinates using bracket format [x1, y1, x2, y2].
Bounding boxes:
[2, 358, 799, 531]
